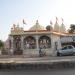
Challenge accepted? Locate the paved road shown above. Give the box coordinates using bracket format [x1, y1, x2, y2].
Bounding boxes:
[0, 68, 75, 75]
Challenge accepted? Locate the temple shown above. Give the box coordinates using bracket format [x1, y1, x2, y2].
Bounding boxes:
[7, 19, 75, 56]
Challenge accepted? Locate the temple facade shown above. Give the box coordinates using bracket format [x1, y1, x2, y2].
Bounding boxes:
[8, 19, 75, 56]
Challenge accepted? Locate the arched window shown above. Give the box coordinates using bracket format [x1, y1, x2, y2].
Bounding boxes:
[24, 36, 36, 49]
[39, 35, 51, 49]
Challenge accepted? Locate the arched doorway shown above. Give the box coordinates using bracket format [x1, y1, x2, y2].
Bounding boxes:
[39, 35, 51, 49]
[13, 36, 22, 55]
[24, 36, 36, 49]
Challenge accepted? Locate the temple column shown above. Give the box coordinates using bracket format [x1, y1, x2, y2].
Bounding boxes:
[10, 36, 14, 50]
[35, 35, 39, 50]
[9, 36, 14, 54]
[50, 34, 55, 56]
[21, 36, 24, 51]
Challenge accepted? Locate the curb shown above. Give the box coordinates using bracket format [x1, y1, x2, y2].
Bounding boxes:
[0, 59, 75, 70]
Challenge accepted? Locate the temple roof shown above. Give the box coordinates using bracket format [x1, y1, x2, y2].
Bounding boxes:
[29, 20, 45, 31]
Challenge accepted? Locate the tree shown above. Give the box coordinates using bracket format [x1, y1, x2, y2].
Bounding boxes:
[0, 40, 4, 49]
[46, 25, 53, 31]
[68, 24, 75, 33]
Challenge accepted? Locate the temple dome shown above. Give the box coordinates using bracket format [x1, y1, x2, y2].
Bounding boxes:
[54, 22, 60, 32]
[60, 23, 66, 33]
[29, 20, 45, 31]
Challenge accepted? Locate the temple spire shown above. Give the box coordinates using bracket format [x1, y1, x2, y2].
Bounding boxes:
[61, 18, 64, 24]
[35, 20, 39, 31]
[13, 24, 16, 29]
[36, 20, 39, 25]
[60, 18, 66, 33]
[54, 17, 60, 32]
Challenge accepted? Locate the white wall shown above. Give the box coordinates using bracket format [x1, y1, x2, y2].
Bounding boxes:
[51, 34, 61, 56]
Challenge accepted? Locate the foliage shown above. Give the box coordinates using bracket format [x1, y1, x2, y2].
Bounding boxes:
[0, 40, 4, 49]
[46, 25, 53, 31]
[68, 24, 75, 33]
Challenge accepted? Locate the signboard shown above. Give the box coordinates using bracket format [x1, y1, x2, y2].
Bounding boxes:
[60, 36, 75, 43]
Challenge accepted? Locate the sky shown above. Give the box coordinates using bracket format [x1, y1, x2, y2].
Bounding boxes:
[0, 0, 75, 41]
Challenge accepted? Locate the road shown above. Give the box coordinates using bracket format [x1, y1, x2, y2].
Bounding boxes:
[0, 68, 75, 75]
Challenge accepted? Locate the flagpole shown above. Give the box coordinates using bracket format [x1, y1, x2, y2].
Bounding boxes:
[61, 18, 64, 24]
[23, 23, 24, 30]
[23, 19, 26, 30]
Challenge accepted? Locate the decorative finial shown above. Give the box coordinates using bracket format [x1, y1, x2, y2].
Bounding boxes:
[16, 23, 19, 30]
[61, 18, 64, 24]
[17, 23, 19, 27]
[23, 19, 27, 24]
[50, 20, 53, 25]
[36, 20, 39, 24]
[13, 24, 16, 28]
[11, 28, 13, 30]
[55, 17, 58, 23]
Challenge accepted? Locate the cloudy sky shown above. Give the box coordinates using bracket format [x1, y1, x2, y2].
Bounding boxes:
[0, 0, 75, 41]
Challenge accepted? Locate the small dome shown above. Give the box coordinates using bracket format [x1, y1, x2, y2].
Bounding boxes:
[29, 20, 45, 30]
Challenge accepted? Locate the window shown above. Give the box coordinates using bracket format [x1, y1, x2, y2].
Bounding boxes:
[68, 46, 73, 49]
[62, 46, 67, 50]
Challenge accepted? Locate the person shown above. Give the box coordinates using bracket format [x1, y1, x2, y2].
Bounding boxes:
[10, 49, 13, 55]
[43, 45, 46, 49]
[55, 42, 58, 50]
[26, 43, 29, 49]
[39, 47, 42, 57]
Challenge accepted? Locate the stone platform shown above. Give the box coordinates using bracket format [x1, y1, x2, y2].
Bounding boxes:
[0, 56, 74, 70]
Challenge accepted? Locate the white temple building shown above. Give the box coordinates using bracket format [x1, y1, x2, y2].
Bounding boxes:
[7, 18, 75, 56]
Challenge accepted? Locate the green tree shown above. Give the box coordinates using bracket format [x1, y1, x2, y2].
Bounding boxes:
[68, 24, 75, 33]
[0, 40, 4, 49]
[46, 25, 53, 31]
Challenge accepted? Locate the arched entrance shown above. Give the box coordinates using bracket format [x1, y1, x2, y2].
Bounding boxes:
[24, 36, 36, 49]
[39, 35, 51, 49]
[13, 36, 22, 55]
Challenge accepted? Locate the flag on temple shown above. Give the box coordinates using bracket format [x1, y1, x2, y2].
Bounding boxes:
[56, 17, 58, 21]
[50, 20, 53, 25]
[23, 19, 27, 24]
[55, 17, 58, 23]
[61, 18, 64, 24]
[61, 18, 64, 22]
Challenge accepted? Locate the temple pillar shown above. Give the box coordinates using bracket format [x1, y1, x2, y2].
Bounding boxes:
[10, 36, 14, 50]
[9, 36, 14, 54]
[35, 35, 39, 50]
[50, 34, 55, 56]
[21, 36, 24, 51]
